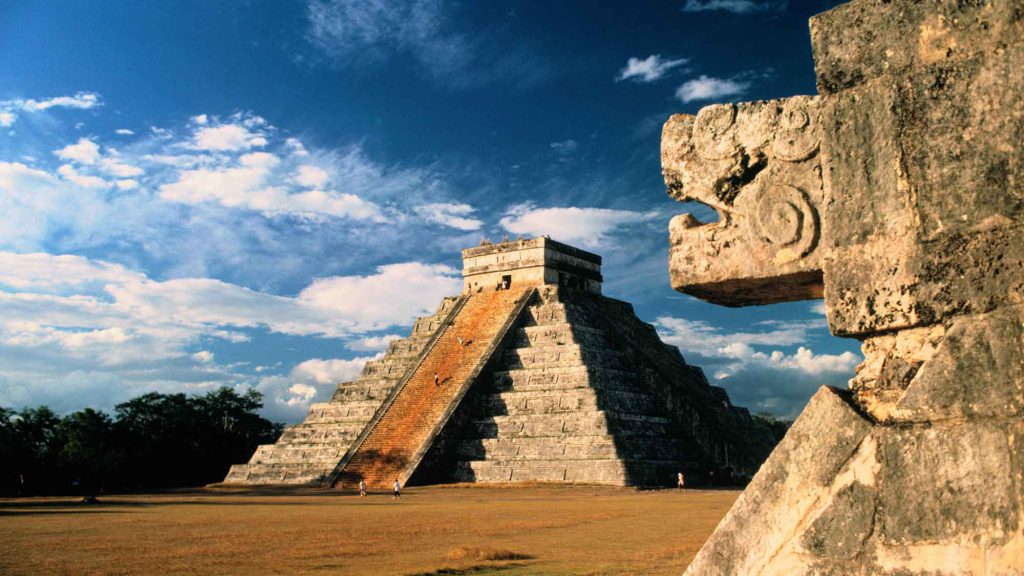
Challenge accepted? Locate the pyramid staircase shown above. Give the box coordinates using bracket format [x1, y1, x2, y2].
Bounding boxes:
[223, 296, 462, 484]
[328, 287, 535, 489]
[414, 286, 716, 486]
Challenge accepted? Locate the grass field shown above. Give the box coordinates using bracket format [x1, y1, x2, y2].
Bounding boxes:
[0, 484, 738, 576]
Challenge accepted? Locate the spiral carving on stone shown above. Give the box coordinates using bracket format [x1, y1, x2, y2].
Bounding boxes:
[694, 104, 737, 160]
[772, 98, 819, 162]
[750, 184, 819, 262]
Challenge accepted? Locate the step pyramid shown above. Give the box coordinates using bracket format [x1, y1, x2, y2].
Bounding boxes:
[225, 238, 778, 487]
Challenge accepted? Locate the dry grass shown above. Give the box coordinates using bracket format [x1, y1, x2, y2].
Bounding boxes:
[443, 545, 532, 561]
[0, 484, 738, 576]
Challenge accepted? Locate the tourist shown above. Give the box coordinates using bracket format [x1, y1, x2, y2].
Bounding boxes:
[359, 479, 366, 498]
[393, 478, 401, 499]
[434, 372, 439, 386]
[457, 336, 463, 346]
[677, 472, 686, 491]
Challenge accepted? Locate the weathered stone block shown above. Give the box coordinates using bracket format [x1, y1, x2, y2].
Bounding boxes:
[877, 423, 1018, 545]
[810, 0, 1024, 94]
[682, 387, 871, 576]
[893, 304, 1024, 422]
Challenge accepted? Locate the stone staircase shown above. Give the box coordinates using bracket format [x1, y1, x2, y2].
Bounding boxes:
[222, 296, 461, 485]
[331, 287, 534, 489]
[425, 286, 710, 486]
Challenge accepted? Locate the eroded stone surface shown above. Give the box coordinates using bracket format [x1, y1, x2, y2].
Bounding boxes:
[666, 0, 1024, 574]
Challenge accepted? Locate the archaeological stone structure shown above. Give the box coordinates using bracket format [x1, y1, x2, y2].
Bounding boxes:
[225, 237, 781, 489]
[662, 0, 1023, 573]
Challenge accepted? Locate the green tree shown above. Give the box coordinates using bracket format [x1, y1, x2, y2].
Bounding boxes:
[60, 408, 118, 495]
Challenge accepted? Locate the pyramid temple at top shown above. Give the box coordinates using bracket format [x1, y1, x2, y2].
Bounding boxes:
[225, 237, 779, 488]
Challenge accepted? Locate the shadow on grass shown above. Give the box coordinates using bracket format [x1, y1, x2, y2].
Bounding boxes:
[406, 562, 534, 576]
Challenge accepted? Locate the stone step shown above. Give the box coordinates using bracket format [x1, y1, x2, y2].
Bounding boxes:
[480, 387, 659, 415]
[512, 323, 609, 348]
[491, 366, 644, 393]
[226, 464, 334, 485]
[503, 345, 627, 371]
[469, 411, 672, 439]
[452, 458, 628, 484]
[455, 436, 688, 462]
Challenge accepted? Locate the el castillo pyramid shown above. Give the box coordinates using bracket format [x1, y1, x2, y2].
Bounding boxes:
[225, 237, 777, 488]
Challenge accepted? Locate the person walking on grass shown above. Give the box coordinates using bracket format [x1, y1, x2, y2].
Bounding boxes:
[677, 472, 686, 492]
[393, 478, 401, 499]
[359, 479, 367, 498]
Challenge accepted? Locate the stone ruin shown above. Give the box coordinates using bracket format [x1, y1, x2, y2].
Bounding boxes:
[226, 237, 781, 488]
[662, 0, 1023, 573]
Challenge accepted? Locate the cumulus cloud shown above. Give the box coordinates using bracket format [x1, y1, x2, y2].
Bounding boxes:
[298, 262, 462, 331]
[675, 75, 750, 103]
[682, 0, 787, 14]
[115, 128, 135, 136]
[56, 164, 108, 189]
[55, 138, 101, 165]
[499, 204, 659, 248]
[294, 165, 330, 188]
[0, 251, 461, 419]
[255, 355, 378, 420]
[192, 123, 268, 152]
[414, 203, 482, 231]
[655, 316, 859, 418]
[617, 54, 689, 83]
[0, 92, 102, 127]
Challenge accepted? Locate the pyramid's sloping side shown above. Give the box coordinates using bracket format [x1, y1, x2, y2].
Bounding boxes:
[415, 286, 777, 486]
[222, 296, 460, 485]
[335, 287, 533, 489]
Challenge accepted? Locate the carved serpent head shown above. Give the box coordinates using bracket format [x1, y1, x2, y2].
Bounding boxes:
[661, 95, 825, 306]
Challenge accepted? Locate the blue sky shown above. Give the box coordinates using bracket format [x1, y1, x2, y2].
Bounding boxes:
[0, 0, 858, 423]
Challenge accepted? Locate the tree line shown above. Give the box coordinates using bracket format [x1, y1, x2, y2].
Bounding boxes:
[0, 388, 282, 496]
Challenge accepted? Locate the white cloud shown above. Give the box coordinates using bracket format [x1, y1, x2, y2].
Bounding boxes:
[346, 333, 402, 352]
[294, 165, 330, 188]
[16, 92, 102, 112]
[57, 164, 108, 189]
[654, 315, 859, 418]
[549, 139, 579, 155]
[0, 92, 102, 129]
[675, 75, 750, 103]
[499, 204, 659, 248]
[291, 357, 369, 385]
[617, 55, 689, 83]
[115, 128, 135, 136]
[192, 114, 209, 125]
[682, 0, 786, 14]
[254, 355, 378, 420]
[414, 202, 482, 231]
[55, 138, 101, 164]
[192, 123, 268, 152]
[0, 252, 462, 419]
[299, 262, 462, 331]
[285, 137, 310, 157]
